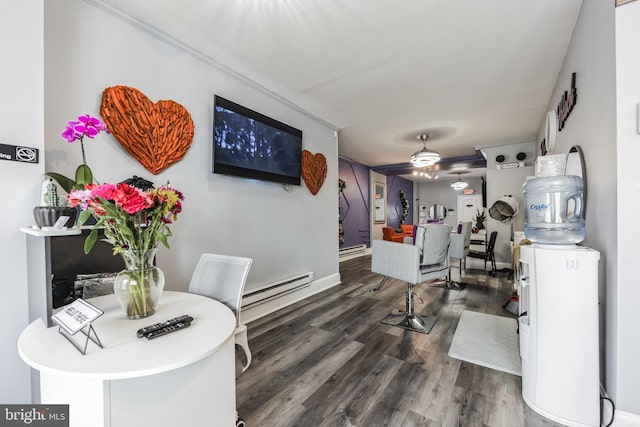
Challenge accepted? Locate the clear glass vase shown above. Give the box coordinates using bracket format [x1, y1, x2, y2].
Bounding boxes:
[113, 247, 165, 319]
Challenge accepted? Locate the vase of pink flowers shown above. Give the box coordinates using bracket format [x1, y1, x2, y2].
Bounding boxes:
[113, 246, 165, 319]
[69, 181, 184, 319]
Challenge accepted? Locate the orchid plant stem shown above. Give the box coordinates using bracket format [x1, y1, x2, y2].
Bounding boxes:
[80, 137, 87, 165]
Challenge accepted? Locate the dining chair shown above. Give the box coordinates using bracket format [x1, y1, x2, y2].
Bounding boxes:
[188, 253, 253, 372]
[467, 230, 498, 275]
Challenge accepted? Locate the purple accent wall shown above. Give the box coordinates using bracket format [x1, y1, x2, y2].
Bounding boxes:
[338, 158, 370, 248]
[387, 176, 413, 229]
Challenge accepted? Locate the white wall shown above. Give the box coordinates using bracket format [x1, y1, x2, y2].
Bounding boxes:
[0, 0, 340, 402]
[615, 1, 640, 417]
[542, 0, 629, 419]
[43, 0, 338, 297]
[416, 178, 483, 229]
[0, 0, 43, 403]
[482, 141, 536, 264]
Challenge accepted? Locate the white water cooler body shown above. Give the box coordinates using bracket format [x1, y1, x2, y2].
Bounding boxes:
[519, 244, 600, 427]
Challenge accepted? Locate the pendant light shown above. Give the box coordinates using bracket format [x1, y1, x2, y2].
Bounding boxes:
[410, 134, 440, 167]
[450, 172, 469, 190]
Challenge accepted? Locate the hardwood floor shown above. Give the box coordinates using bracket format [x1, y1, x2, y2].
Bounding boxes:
[236, 255, 562, 427]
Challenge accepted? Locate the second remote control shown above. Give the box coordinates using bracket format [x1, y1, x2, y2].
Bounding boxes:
[136, 315, 193, 338]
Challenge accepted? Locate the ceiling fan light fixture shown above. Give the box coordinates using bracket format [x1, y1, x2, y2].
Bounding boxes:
[410, 148, 440, 167]
[451, 179, 469, 190]
[450, 171, 468, 190]
[410, 134, 440, 167]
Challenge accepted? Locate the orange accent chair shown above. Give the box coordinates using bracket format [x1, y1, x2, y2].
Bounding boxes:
[399, 224, 415, 237]
[382, 227, 406, 243]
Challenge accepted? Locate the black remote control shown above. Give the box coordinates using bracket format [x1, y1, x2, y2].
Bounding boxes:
[136, 315, 193, 338]
[145, 321, 191, 340]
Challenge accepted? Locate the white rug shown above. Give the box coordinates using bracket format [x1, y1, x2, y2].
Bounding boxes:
[448, 310, 521, 376]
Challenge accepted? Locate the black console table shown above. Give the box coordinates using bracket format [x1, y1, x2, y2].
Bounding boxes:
[21, 227, 125, 327]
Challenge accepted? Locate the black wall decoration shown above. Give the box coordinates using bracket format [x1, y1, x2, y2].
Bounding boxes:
[557, 73, 577, 131]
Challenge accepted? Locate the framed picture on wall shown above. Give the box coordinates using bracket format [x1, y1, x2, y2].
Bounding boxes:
[374, 182, 385, 223]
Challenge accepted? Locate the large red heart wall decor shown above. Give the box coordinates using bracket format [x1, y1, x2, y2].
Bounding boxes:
[301, 150, 327, 195]
[100, 85, 194, 175]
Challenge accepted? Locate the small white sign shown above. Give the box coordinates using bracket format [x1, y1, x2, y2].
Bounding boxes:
[52, 299, 104, 335]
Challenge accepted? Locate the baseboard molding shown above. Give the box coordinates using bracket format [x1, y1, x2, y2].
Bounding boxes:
[339, 247, 371, 262]
[611, 410, 640, 427]
[242, 273, 341, 324]
[463, 258, 512, 271]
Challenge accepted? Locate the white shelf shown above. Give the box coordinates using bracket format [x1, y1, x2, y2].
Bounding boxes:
[20, 226, 82, 237]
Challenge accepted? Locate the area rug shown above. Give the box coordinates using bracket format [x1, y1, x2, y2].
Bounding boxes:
[448, 310, 521, 376]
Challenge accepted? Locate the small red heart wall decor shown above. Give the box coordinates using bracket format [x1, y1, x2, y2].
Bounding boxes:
[100, 85, 194, 175]
[301, 150, 327, 195]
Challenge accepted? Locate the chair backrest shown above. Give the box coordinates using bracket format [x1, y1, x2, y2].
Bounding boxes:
[382, 227, 395, 241]
[486, 231, 498, 254]
[417, 223, 452, 265]
[188, 253, 253, 325]
[399, 224, 414, 235]
[460, 221, 472, 249]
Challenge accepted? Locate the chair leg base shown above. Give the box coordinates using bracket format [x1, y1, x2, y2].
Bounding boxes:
[381, 313, 437, 334]
[367, 276, 389, 293]
[430, 280, 466, 291]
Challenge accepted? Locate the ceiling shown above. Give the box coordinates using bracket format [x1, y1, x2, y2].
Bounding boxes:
[92, 0, 583, 180]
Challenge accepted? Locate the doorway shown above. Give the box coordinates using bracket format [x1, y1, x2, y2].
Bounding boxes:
[457, 194, 483, 224]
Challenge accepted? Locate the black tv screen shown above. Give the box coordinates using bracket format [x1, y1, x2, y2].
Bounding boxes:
[213, 95, 302, 185]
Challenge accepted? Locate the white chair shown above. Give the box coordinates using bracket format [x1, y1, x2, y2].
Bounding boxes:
[443, 221, 472, 289]
[371, 223, 452, 334]
[188, 253, 253, 372]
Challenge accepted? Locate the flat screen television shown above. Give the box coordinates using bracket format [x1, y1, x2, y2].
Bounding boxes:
[213, 95, 302, 185]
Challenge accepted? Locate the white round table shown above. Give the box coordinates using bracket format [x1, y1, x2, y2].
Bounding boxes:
[19, 291, 236, 427]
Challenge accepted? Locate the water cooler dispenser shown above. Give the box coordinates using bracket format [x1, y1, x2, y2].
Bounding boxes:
[519, 244, 600, 426]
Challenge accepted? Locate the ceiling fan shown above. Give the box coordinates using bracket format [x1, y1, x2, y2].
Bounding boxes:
[410, 134, 440, 168]
[450, 172, 469, 190]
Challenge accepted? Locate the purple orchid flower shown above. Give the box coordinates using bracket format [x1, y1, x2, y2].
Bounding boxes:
[59, 114, 110, 165]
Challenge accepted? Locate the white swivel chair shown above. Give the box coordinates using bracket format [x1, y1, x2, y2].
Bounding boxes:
[443, 221, 472, 289]
[188, 253, 253, 372]
[371, 223, 452, 334]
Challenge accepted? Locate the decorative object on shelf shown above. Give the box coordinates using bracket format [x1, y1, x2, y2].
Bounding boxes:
[301, 150, 327, 195]
[473, 209, 486, 231]
[122, 175, 155, 191]
[68, 181, 184, 319]
[33, 179, 77, 228]
[33, 206, 77, 228]
[100, 85, 194, 175]
[410, 134, 440, 167]
[46, 114, 110, 193]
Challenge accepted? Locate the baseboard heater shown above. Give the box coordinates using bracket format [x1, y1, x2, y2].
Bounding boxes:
[242, 272, 314, 309]
[339, 244, 367, 258]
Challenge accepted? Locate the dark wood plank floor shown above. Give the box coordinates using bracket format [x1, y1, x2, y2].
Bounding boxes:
[236, 255, 562, 427]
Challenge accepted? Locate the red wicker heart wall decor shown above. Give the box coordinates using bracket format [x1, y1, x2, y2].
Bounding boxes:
[301, 150, 327, 195]
[100, 85, 194, 175]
